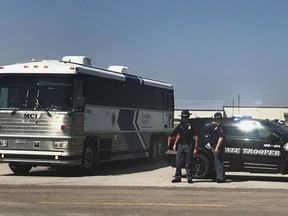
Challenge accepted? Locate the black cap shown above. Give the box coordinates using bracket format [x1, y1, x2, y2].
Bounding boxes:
[180, 110, 191, 117]
[214, 112, 223, 119]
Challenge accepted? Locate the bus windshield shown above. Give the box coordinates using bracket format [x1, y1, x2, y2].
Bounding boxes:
[0, 75, 74, 111]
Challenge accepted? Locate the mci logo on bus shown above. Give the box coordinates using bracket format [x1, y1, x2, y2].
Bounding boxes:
[23, 113, 39, 119]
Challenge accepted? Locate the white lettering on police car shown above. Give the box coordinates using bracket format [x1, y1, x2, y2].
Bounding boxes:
[263, 144, 281, 148]
[242, 148, 281, 157]
[225, 147, 241, 154]
[263, 144, 271, 148]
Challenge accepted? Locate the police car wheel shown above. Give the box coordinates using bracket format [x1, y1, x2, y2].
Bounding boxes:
[9, 163, 32, 175]
[192, 154, 212, 179]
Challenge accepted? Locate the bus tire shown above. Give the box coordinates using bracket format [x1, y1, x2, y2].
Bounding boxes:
[9, 163, 32, 175]
[192, 154, 212, 179]
[149, 136, 166, 162]
[82, 142, 98, 174]
[159, 135, 168, 158]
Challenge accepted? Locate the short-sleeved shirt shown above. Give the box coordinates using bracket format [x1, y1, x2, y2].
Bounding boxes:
[170, 120, 198, 143]
[208, 121, 225, 147]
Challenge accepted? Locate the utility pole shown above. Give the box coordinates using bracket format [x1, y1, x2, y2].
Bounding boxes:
[232, 98, 234, 115]
[238, 94, 240, 114]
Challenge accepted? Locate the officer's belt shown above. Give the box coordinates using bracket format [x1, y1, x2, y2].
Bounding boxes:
[179, 140, 193, 145]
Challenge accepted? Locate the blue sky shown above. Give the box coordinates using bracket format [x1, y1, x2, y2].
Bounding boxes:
[1, 0, 288, 106]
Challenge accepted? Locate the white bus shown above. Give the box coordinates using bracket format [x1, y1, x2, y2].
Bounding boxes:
[0, 56, 174, 174]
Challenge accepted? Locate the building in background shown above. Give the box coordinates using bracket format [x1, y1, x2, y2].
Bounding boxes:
[224, 106, 288, 122]
[174, 100, 223, 123]
[175, 100, 288, 123]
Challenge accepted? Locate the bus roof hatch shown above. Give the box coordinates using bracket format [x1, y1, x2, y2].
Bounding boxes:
[108, 65, 128, 73]
[62, 56, 91, 66]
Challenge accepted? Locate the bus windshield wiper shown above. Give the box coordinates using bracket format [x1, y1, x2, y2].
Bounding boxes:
[35, 89, 51, 117]
[11, 89, 30, 116]
[10, 106, 21, 115]
[35, 98, 52, 117]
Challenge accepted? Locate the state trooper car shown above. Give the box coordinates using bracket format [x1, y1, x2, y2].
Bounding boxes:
[165, 117, 288, 178]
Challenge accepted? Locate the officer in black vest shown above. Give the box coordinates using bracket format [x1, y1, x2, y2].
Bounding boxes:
[171, 110, 198, 183]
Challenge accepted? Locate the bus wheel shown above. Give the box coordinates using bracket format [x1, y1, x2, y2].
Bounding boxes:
[9, 163, 32, 175]
[82, 142, 97, 174]
[149, 136, 165, 162]
[192, 154, 212, 179]
[159, 136, 168, 158]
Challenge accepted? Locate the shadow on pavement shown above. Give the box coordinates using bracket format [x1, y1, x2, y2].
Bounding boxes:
[3, 158, 169, 177]
[194, 174, 288, 183]
[226, 174, 288, 183]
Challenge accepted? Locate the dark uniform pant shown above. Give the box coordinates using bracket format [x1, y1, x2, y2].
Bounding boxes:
[175, 143, 193, 181]
[213, 149, 225, 180]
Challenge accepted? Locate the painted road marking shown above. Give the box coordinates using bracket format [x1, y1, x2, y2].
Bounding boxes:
[39, 201, 227, 207]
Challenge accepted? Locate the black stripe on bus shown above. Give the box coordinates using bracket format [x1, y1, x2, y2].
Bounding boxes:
[111, 149, 149, 156]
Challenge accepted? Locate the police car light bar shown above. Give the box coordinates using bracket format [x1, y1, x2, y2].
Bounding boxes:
[232, 114, 252, 120]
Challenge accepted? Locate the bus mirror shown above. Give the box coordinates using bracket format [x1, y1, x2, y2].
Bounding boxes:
[76, 97, 85, 109]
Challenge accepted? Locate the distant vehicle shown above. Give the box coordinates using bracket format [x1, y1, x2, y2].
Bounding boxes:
[0, 56, 174, 174]
[166, 118, 288, 178]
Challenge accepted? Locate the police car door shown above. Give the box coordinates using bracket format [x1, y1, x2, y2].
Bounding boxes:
[237, 120, 280, 172]
[223, 121, 244, 171]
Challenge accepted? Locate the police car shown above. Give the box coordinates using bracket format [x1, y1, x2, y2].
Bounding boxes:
[165, 117, 288, 178]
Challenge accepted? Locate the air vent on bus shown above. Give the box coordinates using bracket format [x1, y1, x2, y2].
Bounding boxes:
[108, 65, 128, 73]
[62, 56, 91, 66]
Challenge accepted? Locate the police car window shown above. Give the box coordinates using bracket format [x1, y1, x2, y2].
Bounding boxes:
[258, 126, 271, 138]
[238, 121, 270, 139]
[261, 120, 288, 137]
[226, 125, 242, 137]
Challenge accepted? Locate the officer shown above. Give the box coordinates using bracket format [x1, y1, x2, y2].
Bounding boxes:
[171, 110, 198, 183]
[210, 112, 226, 183]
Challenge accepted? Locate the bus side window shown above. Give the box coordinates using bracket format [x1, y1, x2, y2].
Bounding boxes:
[143, 86, 153, 109]
[163, 90, 174, 111]
[75, 80, 84, 109]
[153, 88, 163, 110]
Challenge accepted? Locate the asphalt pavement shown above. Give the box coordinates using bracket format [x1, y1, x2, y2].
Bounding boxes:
[0, 159, 288, 189]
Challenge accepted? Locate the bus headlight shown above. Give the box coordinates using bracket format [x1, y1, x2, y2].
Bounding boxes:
[284, 143, 288, 151]
[54, 141, 68, 149]
[0, 139, 8, 147]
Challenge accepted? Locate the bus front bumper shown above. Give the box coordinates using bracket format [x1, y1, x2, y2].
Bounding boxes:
[0, 150, 82, 166]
